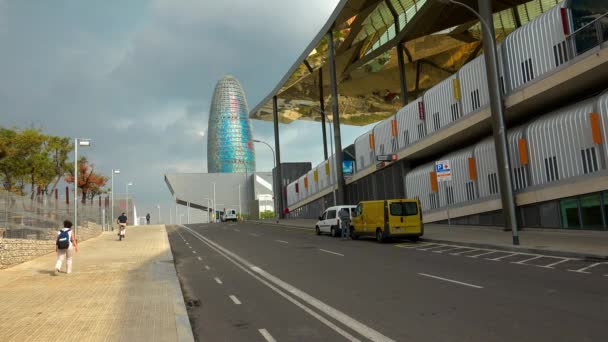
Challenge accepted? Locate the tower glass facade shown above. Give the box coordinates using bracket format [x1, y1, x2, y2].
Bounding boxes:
[207, 76, 256, 173]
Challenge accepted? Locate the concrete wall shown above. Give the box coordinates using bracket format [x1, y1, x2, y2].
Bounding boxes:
[0, 221, 102, 269]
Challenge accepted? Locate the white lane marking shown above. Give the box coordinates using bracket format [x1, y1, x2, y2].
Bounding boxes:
[250, 233, 261, 237]
[275, 240, 289, 244]
[395, 243, 430, 249]
[319, 249, 345, 257]
[486, 253, 518, 261]
[450, 248, 480, 256]
[204, 265, 211, 270]
[537, 258, 573, 269]
[418, 273, 483, 289]
[229, 295, 242, 305]
[258, 329, 277, 342]
[214, 277, 223, 284]
[197, 256, 202, 261]
[192, 251, 197, 254]
[188, 246, 192, 249]
[511, 255, 543, 265]
[432, 247, 465, 254]
[467, 251, 498, 258]
[234, 229, 240, 232]
[417, 244, 448, 251]
[568, 262, 603, 274]
[181, 225, 381, 342]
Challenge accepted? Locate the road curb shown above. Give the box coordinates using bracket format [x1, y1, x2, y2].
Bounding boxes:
[420, 238, 608, 261]
[162, 225, 196, 342]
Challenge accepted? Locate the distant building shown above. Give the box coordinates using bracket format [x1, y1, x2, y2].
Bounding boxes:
[207, 76, 255, 173]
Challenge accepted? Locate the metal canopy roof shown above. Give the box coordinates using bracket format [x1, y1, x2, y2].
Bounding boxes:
[250, 0, 560, 126]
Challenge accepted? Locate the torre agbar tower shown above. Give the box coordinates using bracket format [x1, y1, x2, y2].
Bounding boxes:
[207, 76, 256, 173]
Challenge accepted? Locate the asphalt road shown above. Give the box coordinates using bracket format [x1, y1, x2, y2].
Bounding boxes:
[167, 222, 608, 342]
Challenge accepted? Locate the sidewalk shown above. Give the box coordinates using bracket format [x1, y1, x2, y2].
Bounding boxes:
[0, 225, 194, 342]
[251, 219, 608, 260]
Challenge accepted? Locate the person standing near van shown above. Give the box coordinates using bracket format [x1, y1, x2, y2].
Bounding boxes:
[55, 220, 78, 274]
[339, 208, 351, 239]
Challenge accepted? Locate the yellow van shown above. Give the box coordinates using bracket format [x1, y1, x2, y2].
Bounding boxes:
[350, 199, 423, 243]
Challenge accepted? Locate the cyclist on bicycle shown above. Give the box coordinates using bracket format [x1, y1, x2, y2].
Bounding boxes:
[117, 212, 128, 241]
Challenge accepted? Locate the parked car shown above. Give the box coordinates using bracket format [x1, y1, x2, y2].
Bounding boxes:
[315, 205, 357, 237]
[351, 199, 423, 243]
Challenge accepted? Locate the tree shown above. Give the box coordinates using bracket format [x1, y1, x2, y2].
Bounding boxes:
[46, 136, 73, 193]
[65, 156, 108, 204]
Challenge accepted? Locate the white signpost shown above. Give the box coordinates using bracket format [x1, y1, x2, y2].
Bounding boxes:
[435, 160, 452, 227]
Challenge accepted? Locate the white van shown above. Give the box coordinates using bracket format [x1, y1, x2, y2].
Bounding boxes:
[315, 205, 357, 237]
[223, 209, 238, 222]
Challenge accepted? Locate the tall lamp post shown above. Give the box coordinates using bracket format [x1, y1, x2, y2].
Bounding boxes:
[436, 0, 519, 245]
[74, 138, 91, 239]
[253, 139, 277, 219]
[126, 182, 134, 222]
[111, 169, 120, 230]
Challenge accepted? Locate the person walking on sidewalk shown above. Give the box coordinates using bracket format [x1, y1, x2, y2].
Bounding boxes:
[55, 220, 78, 274]
[339, 208, 351, 239]
[146, 213, 151, 225]
[117, 212, 128, 240]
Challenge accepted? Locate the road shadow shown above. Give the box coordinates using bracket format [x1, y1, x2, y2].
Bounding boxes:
[37, 270, 57, 276]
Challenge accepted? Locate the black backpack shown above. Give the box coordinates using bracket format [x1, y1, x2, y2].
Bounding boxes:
[57, 229, 70, 249]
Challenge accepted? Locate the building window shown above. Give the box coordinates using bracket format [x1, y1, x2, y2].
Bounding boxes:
[581, 147, 599, 174]
[488, 172, 499, 195]
[466, 182, 476, 201]
[446, 186, 454, 205]
[430, 192, 439, 209]
[471, 89, 481, 110]
[403, 130, 410, 146]
[417, 123, 425, 139]
[544, 156, 559, 182]
[560, 198, 580, 229]
[370, 151, 374, 164]
[380, 144, 385, 155]
[513, 166, 528, 190]
[450, 103, 460, 121]
[360, 156, 364, 169]
[432, 112, 440, 131]
[391, 138, 398, 153]
[553, 41, 569, 67]
[521, 58, 535, 83]
[580, 194, 603, 230]
[500, 76, 506, 95]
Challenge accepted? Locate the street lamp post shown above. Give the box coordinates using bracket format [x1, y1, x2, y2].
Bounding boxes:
[74, 138, 91, 239]
[212, 182, 216, 223]
[111, 169, 120, 230]
[436, 0, 519, 245]
[157, 205, 161, 224]
[253, 139, 277, 219]
[126, 182, 134, 222]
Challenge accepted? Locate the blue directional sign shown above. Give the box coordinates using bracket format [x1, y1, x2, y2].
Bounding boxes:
[435, 160, 452, 182]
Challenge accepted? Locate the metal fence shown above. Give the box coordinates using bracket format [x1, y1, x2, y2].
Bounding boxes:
[0, 190, 107, 240]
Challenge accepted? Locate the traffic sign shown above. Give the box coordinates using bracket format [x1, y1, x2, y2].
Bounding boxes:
[435, 160, 452, 182]
[377, 154, 397, 162]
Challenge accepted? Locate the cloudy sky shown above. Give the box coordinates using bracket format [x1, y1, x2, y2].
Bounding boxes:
[0, 0, 373, 222]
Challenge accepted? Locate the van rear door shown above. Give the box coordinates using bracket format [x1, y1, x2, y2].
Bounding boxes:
[388, 201, 422, 234]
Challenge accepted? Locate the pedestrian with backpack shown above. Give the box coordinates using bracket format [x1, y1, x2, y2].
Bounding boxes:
[55, 220, 78, 274]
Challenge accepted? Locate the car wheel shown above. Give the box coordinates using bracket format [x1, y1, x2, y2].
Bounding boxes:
[315, 226, 321, 235]
[376, 229, 384, 243]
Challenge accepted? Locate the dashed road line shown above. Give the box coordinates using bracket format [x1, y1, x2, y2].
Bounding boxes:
[192, 251, 197, 254]
[433, 247, 465, 254]
[319, 249, 345, 257]
[214, 277, 223, 284]
[537, 258, 572, 269]
[511, 255, 543, 265]
[486, 253, 518, 261]
[419, 273, 483, 289]
[204, 265, 211, 270]
[467, 251, 497, 258]
[417, 244, 448, 251]
[275, 240, 289, 244]
[250, 233, 261, 237]
[569, 262, 603, 274]
[229, 295, 242, 305]
[197, 256, 202, 261]
[450, 248, 479, 256]
[234, 229, 240, 232]
[188, 246, 192, 249]
[259, 329, 277, 342]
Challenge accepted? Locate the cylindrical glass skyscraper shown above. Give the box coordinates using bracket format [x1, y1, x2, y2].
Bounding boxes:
[207, 76, 256, 173]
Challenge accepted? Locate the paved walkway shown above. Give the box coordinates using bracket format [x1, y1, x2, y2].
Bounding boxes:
[0, 225, 193, 342]
[252, 219, 608, 259]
